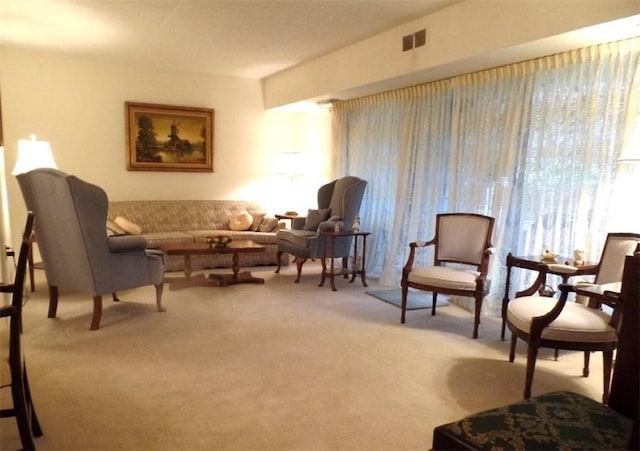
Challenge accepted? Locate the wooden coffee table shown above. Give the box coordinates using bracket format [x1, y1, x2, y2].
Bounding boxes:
[158, 240, 265, 288]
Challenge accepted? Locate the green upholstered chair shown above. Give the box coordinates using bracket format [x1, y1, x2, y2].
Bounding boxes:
[432, 249, 639, 451]
[17, 169, 165, 330]
[275, 176, 367, 283]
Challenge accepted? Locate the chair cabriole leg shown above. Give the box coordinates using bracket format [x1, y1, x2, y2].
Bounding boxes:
[90, 295, 103, 330]
[275, 250, 283, 274]
[294, 257, 306, 283]
[155, 284, 165, 312]
[47, 285, 59, 318]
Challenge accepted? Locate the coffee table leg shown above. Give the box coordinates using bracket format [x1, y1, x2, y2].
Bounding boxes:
[232, 252, 240, 279]
[184, 254, 192, 279]
[207, 251, 264, 286]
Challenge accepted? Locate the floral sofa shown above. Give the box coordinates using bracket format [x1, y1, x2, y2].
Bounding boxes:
[107, 200, 287, 272]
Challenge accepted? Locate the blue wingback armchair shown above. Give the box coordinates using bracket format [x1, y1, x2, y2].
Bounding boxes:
[275, 176, 367, 283]
[17, 169, 165, 330]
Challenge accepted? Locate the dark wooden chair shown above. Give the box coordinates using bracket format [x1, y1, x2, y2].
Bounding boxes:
[0, 212, 43, 450]
[432, 248, 639, 450]
[401, 213, 495, 338]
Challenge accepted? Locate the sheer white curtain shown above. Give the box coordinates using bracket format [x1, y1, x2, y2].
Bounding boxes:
[332, 37, 640, 315]
[332, 83, 452, 283]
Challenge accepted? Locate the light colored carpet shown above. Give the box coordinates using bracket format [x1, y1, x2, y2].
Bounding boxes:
[0, 262, 605, 450]
[366, 288, 449, 310]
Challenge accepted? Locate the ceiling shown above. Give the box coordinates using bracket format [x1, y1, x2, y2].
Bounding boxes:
[0, 0, 461, 80]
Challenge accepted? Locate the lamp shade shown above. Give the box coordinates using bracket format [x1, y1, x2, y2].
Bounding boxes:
[277, 151, 304, 177]
[12, 135, 57, 175]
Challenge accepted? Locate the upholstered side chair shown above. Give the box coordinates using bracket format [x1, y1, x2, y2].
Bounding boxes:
[432, 248, 639, 451]
[275, 176, 367, 283]
[506, 232, 640, 401]
[17, 168, 165, 330]
[401, 213, 495, 339]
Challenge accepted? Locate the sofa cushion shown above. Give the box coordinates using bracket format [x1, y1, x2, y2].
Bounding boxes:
[141, 231, 195, 248]
[229, 211, 253, 231]
[108, 200, 267, 233]
[258, 217, 279, 232]
[304, 208, 331, 231]
[250, 214, 265, 231]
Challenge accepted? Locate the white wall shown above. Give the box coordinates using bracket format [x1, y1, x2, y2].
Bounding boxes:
[263, 0, 640, 107]
[0, 47, 332, 250]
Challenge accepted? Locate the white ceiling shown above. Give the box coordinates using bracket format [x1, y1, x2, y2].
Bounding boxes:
[0, 0, 461, 79]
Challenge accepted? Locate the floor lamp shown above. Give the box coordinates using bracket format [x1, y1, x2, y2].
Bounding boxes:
[0, 145, 12, 285]
[5, 135, 57, 287]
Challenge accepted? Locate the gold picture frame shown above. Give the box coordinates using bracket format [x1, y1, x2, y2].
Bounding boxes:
[125, 102, 214, 172]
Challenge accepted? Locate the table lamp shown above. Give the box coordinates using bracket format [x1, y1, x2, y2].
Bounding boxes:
[12, 134, 57, 175]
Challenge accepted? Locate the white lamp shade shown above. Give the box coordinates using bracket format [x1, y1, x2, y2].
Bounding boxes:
[277, 152, 304, 176]
[12, 136, 57, 175]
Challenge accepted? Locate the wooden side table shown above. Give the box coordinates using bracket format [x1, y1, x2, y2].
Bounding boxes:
[318, 230, 370, 291]
[275, 213, 304, 229]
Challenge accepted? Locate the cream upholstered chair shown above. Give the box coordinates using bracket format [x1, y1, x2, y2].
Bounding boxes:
[506, 232, 640, 401]
[17, 169, 165, 330]
[401, 213, 495, 339]
[432, 249, 639, 451]
[275, 176, 367, 283]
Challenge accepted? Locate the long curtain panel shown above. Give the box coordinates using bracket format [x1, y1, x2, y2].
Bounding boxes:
[331, 37, 640, 315]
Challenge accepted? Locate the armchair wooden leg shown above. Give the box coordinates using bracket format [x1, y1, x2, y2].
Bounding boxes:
[155, 283, 165, 312]
[400, 285, 408, 324]
[294, 257, 307, 283]
[90, 295, 103, 330]
[602, 349, 613, 404]
[275, 250, 283, 274]
[47, 285, 59, 318]
[509, 333, 517, 362]
[472, 296, 482, 339]
[524, 342, 539, 399]
[583, 351, 591, 377]
[431, 293, 437, 316]
[112, 293, 120, 302]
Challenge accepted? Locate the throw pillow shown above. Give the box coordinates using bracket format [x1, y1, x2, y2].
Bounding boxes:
[303, 208, 331, 231]
[250, 213, 265, 231]
[258, 217, 279, 233]
[106, 220, 126, 236]
[229, 211, 253, 231]
[114, 216, 142, 235]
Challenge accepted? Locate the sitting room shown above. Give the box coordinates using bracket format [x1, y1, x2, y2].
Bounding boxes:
[1, 1, 639, 449]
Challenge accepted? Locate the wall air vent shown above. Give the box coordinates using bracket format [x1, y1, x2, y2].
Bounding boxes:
[402, 28, 427, 52]
[402, 34, 414, 52]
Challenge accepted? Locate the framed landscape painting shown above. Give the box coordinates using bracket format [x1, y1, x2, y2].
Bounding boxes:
[126, 102, 214, 172]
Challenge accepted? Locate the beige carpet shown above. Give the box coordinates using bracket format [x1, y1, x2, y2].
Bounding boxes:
[0, 262, 605, 450]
